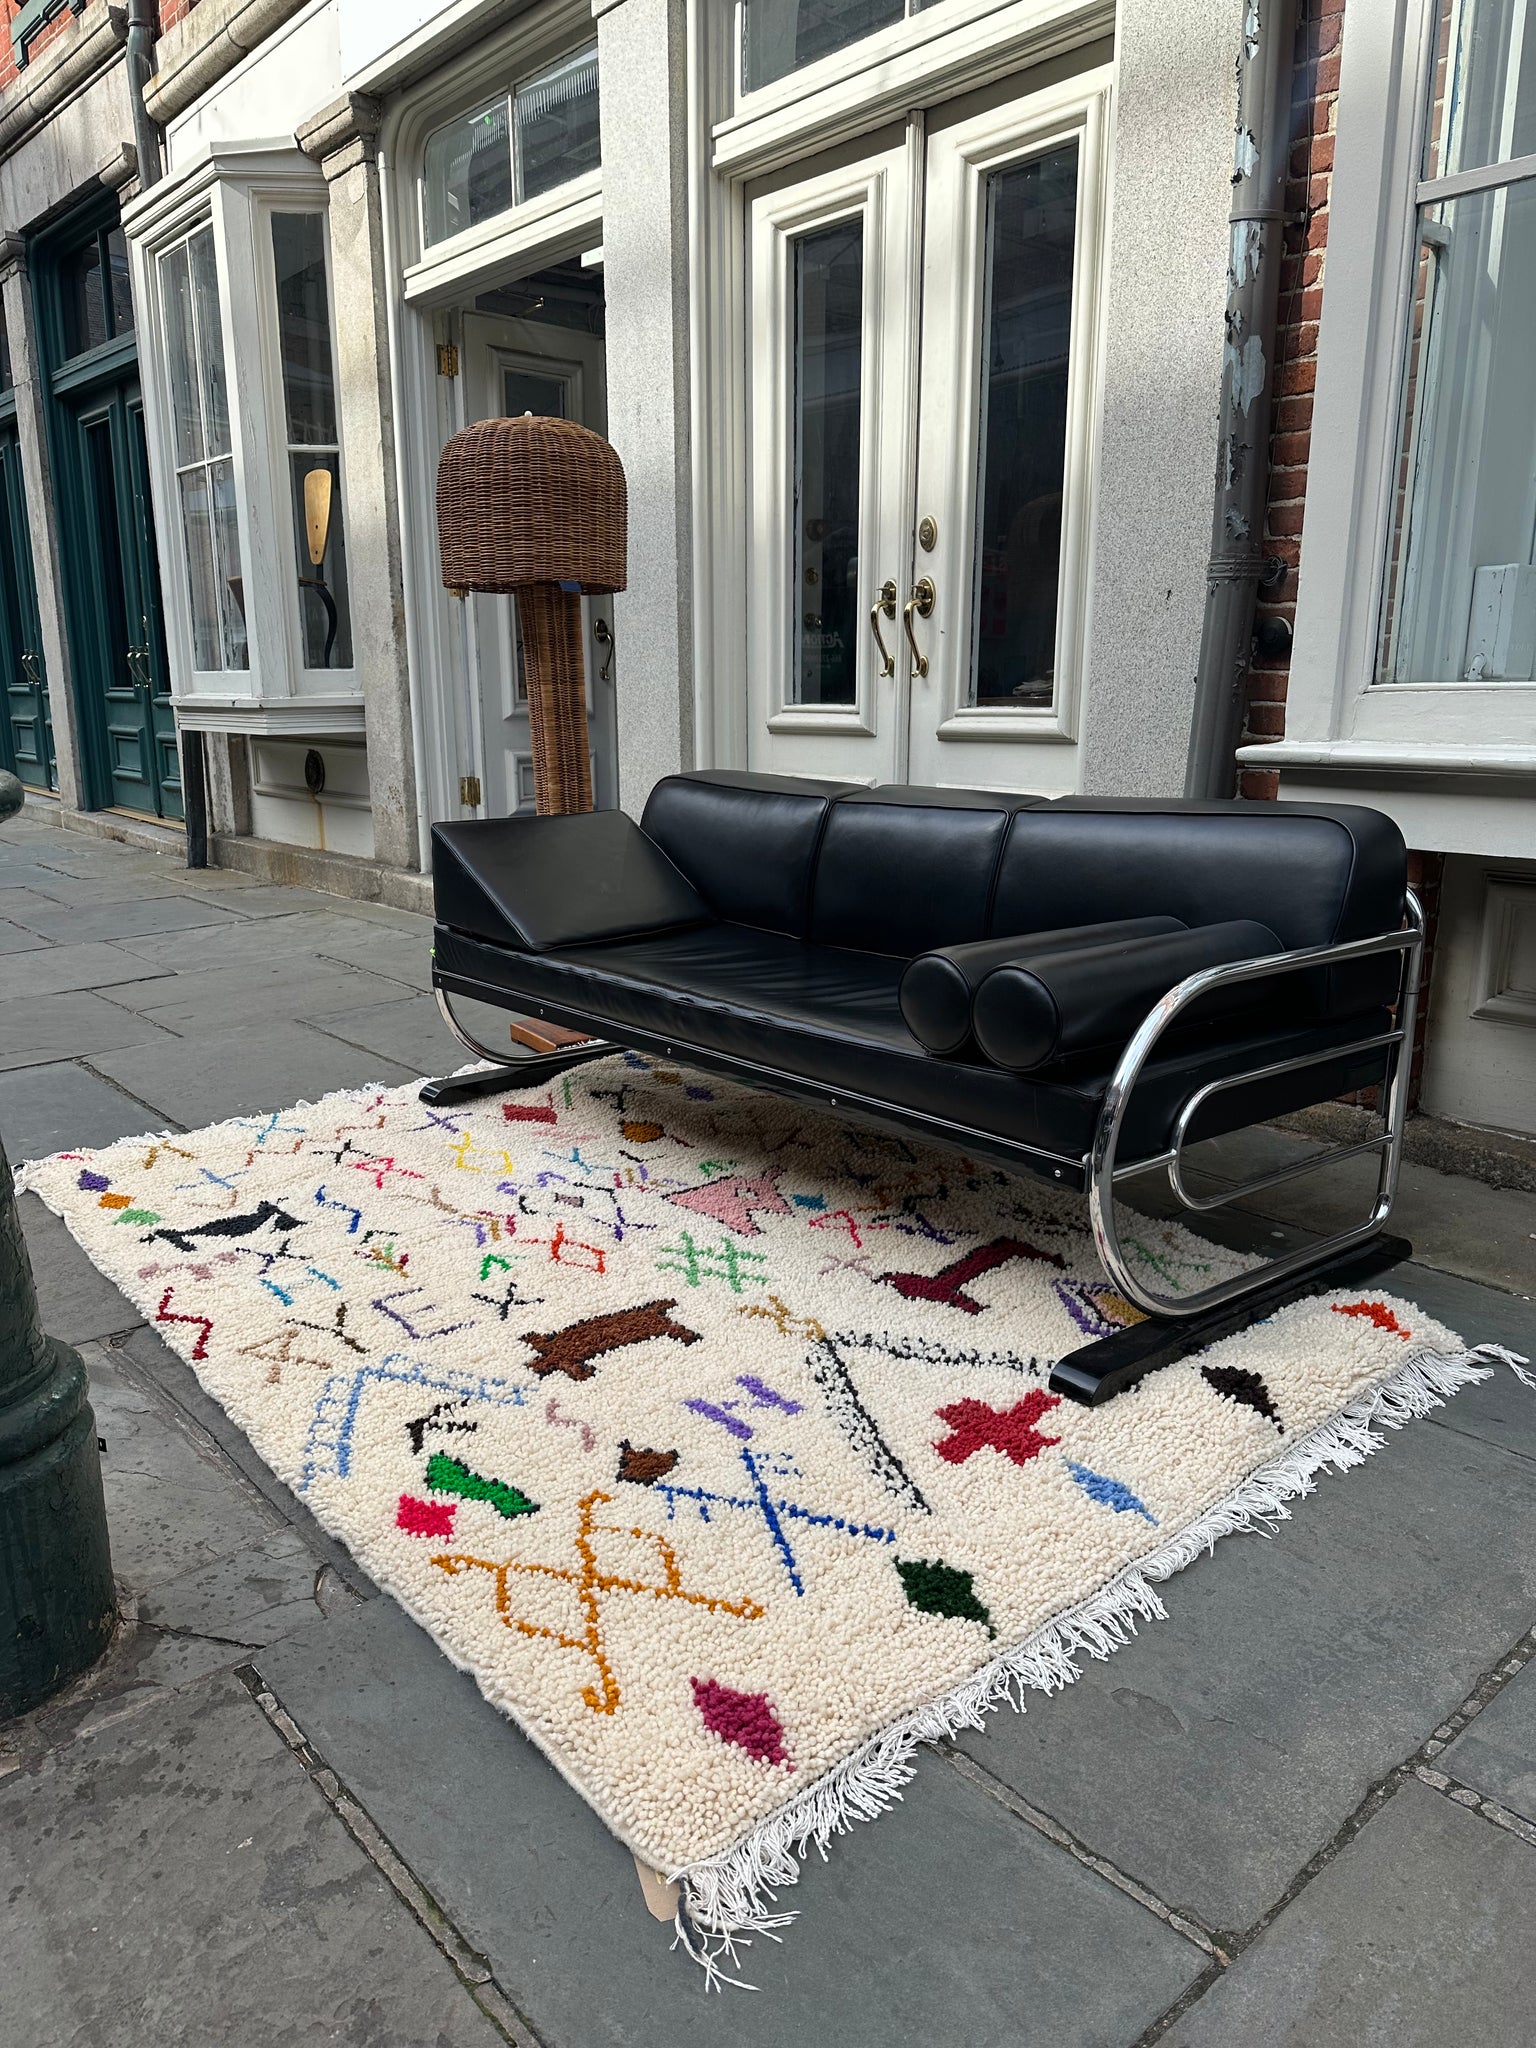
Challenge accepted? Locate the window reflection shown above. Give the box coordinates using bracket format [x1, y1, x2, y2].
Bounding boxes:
[421, 45, 601, 248]
[792, 218, 863, 707]
[272, 213, 352, 670]
[970, 144, 1078, 710]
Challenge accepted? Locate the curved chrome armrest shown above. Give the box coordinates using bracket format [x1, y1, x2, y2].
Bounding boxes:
[1087, 892, 1425, 1320]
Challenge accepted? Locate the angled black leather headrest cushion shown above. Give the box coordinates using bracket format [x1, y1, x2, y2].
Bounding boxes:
[432, 811, 709, 952]
[900, 917, 1187, 1055]
[971, 920, 1284, 1073]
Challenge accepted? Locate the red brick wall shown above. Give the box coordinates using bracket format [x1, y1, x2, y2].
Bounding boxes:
[1240, 0, 1344, 803]
[1241, 0, 1441, 1109]
[0, 1, 80, 90]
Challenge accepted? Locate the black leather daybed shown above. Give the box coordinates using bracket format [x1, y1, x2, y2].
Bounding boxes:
[424, 773, 1423, 1404]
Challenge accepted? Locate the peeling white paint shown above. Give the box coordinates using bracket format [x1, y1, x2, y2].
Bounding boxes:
[1226, 331, 1267, 414]
[1243, 0, 1261, 62]
[1229, 217, 1265, 286]
[1233, 124, 1259, 179]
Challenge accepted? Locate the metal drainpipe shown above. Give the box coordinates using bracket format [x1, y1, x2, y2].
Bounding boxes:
[124, 0, 211, 865]
[1185, 0, 1302, 799]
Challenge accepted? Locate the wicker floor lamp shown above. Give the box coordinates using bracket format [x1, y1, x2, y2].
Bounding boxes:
[437, 415, 627, 816]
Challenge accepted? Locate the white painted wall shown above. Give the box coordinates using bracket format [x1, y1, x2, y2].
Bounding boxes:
[166, 0, 343, 169]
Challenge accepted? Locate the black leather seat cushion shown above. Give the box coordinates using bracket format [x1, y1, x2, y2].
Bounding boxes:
[900, 916, 1187, 1056]
[971, 920, 1283, 1072]
[433, 922, 1391, 1164]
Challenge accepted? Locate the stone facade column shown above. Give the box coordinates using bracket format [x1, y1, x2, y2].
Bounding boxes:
[595, 0, 695, 813]
[296, 95, 419, 870]
[0, 234, 88, 811]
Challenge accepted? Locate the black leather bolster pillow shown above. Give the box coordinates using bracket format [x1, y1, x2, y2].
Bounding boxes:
[899, 917, 1187, 1055]
[970, 919, 1286, 1074]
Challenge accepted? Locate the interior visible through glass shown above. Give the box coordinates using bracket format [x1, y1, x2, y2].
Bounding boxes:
[1425, 0, 1536, 179]
[969, 142, 1079, 711]
[272, 212, 353, 669]
[160, 225, 248, 671]
[792, 217, 863, 707]
[1378, 176, 1536, 682]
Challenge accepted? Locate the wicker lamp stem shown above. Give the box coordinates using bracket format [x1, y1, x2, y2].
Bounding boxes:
[520, 585, 595, 816]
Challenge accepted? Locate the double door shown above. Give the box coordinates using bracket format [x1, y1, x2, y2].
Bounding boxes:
[746, 74, 1105, 788]
[0, 422, 54, 789]
[457, 307, 618, 815]
[63, 379, 180, 819]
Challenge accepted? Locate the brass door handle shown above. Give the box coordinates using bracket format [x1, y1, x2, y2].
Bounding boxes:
[903, 577, 935, 677]
[869, 578, 898, 677]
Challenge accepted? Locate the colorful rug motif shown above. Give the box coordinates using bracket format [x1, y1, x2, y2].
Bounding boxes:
[19, 1056, 1492, 1976]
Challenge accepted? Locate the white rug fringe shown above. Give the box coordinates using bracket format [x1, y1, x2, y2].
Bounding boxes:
[671, 1340, 1529, 1990]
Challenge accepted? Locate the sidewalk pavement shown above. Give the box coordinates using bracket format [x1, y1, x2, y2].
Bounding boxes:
[3, 801, 1535, 2048]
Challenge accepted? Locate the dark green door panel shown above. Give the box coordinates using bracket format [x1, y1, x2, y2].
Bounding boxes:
[34, 199, 180, 822]
[0, 426, 55, 790]
[61, 381, 181, 821]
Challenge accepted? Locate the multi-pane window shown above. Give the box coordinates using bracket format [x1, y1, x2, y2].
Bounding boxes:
[421, 45, 600, 248]
[271, 214, 353, 670]
[59, 226, 135, 360]
[160, 226, 248, 672]
[1379, 0, 1536, 683]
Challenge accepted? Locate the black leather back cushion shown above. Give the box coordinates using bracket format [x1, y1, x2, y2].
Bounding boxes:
[433, 811, 708, 951]
[641, 770, 862, 938]
[992, 800, 1406, 951]
[810, 786, 1045, 956]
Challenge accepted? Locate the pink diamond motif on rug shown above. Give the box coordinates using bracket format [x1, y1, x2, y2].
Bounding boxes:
[691, 1676, 792, 1768]
[668, 1171, 791, 1236]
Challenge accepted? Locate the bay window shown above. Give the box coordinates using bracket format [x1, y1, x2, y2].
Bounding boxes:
[123, 149, 363, 734]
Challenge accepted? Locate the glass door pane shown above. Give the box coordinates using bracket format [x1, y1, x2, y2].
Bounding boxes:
[793, 218, 865, 706]
[969, 141, 1078, 711]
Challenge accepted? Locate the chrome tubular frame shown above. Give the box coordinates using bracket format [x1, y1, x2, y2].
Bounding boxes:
[435, 984, 511, 1065]
[1087, 892, 1425, 1320]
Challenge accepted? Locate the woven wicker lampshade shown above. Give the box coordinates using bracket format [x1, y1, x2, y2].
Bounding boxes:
[437, 416, 628, 815]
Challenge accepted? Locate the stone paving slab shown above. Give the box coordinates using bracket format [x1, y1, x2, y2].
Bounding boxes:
[0, 1059, 169, 1159]
[311, 990, 467, 1073]
[87, 1017, 416, 1125]
[1443, 1661, 1536, 1825]
[11, 894, 249, 946]
[0, 1672, 508, 2048]
[120, 962, 426, 1034]
[111, 908, 424, 975]
[0, 914, 49, 952]
[953, 1401, 1536, 1934]
[20, 1192, 144, 1343]
[0, 989, 177, 1070]
[2, 874, 223, 911]
[1160, 1783, 1536, 2046]
[0, 939, 178, 998]
[256, 1595, 1206, 2048]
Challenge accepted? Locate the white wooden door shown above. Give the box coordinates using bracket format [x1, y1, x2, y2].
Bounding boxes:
[744, 130, 919, 783]
[741, 77, 1106, 792]
[460, 311, 618, 813]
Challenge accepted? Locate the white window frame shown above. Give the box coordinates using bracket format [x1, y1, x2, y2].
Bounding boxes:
[1243, 0, 1536, 787]
[123, 146, 364, 735]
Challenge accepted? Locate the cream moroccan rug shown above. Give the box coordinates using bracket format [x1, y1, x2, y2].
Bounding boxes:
[19, 1055, 1507, 1980]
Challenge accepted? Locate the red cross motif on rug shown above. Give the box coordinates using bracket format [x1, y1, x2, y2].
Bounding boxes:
[932, 1389, 1062, 1468]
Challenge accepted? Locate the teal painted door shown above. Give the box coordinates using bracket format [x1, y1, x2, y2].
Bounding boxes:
[65, 379, 181, 819]
[0, 423, 55, 789]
